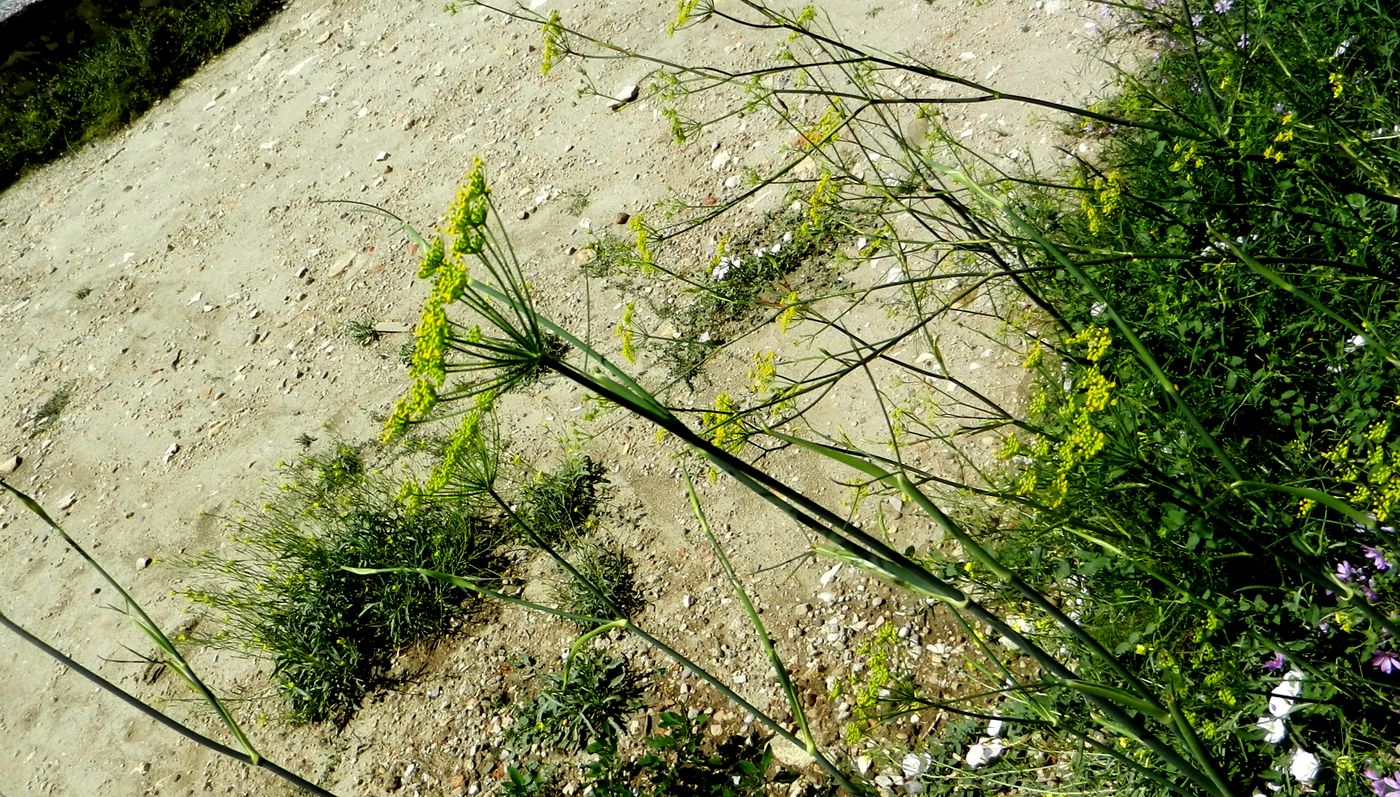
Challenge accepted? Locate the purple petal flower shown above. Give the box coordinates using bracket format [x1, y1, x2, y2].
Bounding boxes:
[1364, 545, 1391, 571]
[1337, 560, 1358, 582]
[1367, 769, 1400, 797]
[1372, 650, 1400, 675]
[1263, 652, 1287, 672]
[1237, 33, 1251, 49]
[1213, 0, 1233, 12]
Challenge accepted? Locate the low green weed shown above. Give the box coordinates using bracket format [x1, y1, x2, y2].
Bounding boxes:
[583, 711, 775, 797]
[500, 761, 556, 797]
[345, 316, 380, 346]
[552, 541, 643, 626]
[516, 455, 608, 548]
[27, 382, 73, 435]
[506, 652, 643, 753]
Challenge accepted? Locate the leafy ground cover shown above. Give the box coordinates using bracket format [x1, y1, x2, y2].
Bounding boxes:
[0, 0, 284, 188]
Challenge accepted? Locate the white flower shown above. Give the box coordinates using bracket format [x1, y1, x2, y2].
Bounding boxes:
[1090, 302, 1106, 317]
[1268, 668, 1305, 719]
[965, 737, 1005, 768]
[986, 718, 1005, 738]
[901, 753, 932, 779]
[1346, 334, 1367, 352]
[1255, 715, 1286, 744]
[1289, 748, 1321, 784]
[711, 256, 737, 280]
[1268, 694, 1296, 718]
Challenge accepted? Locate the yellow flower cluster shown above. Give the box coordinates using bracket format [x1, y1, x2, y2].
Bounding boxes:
[615, 301, 637, 364]
[1067, 324, 1112, 363]
[384, 160, 492, 441]
[1015, 326, 1117, 507]
[669, 0, 699, 33]
[446, 160, 489, 256]
[1323, 419, 1400, 521]
[749, 351, 777, 395]
[1081, 170, 1124, 235]
[777, 290, 801, 332]
[840, 621, 899, 744]
[627, 214, 655, 274]
[701, 392, 749, 454]
[1262, 112, 1295, 164]
[426, 411, 484, 494]
[799, 105, 844, 152]
[416, 235, 445, 278]
[540, 11, 565, 75]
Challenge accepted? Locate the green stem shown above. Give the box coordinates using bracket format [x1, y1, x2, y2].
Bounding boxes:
[0, 608, 337, 797]
[684, 470, 816, 753]
[0, 479, 261, 764]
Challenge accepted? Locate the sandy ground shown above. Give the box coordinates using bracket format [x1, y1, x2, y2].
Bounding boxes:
[0, 1, 1112, 794]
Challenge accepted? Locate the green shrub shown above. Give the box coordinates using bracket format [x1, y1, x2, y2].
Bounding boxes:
[516, 455, 609, 547]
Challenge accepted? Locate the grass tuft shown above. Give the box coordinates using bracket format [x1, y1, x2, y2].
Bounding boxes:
[183, 443, 507, 723]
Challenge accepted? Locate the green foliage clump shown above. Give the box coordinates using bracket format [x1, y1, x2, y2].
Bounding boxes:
[517, 455, 609, 547]
[184, 444, 506, 723]
[553, 541, 643, 625]
[583, 711, 774, 797]
[506, 652, 642, 752]
[988, 0, 1400, 791]
[27, 382, 74, 435]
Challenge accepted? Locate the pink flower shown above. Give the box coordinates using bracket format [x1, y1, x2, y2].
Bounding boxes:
[1263, 652, 1287, 672]
[1366, 769, 1400, 797]
[1363, 545, 1391, 571]
[1372, 649, 1400, 675]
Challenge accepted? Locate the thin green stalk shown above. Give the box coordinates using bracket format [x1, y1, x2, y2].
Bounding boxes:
[0, 608, 338, 797]
[0, 479, 260, 764]
[683, 470, 815, 754]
